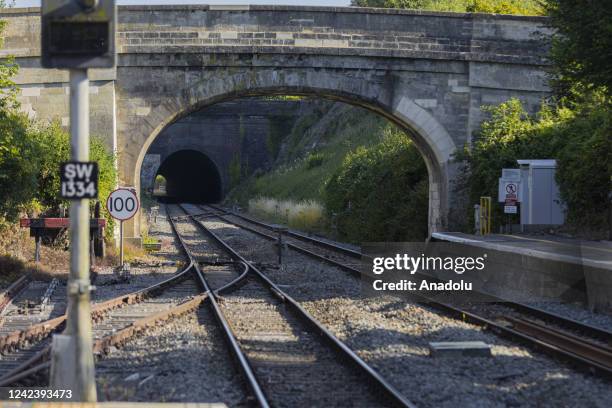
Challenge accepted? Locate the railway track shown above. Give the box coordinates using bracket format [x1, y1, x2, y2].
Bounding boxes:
[0, 278, 66, 333]
[172, 204, 416, 408]
[203, 204, 362, 275]
[0, 276, 32, 316]
[200, 204, 612, 378]
[0, 277, 69, 386]
[0, 260, 201, 386]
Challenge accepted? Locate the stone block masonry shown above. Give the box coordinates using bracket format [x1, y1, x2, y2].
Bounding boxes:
[0, 5, 552, 238]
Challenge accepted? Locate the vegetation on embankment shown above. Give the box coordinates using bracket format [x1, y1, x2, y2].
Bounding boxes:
[226, 100, 429, 242]
[325, 127, 429, 242]
[226, 100, 389, 204]
[351, 0, 546, 15]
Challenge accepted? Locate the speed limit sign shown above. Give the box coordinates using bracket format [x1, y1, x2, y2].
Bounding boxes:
[106, 188, 139, 221]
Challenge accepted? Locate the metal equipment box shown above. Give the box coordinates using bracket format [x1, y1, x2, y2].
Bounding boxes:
[517, 159, 565, 230]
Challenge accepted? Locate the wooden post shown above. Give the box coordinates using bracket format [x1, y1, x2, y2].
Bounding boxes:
[90, 236, 95, 267]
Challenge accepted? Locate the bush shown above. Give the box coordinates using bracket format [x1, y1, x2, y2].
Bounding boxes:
[324, 126, 429, 242]
[465, 0, 544, 14]
[0, 111, 41, 220]
[33, 122, 117, 238]
[305, 152, 325, 169]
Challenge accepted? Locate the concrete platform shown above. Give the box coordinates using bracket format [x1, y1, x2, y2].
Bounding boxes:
[431, 232, 612, 312]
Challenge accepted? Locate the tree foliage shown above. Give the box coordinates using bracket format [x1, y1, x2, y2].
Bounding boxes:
[34, 122, 117, 223]
[0, 116, 117, 230]
[553, 92, 611, 229]
[545, 0, 612, 97]
[351, 0, 545, 15]
[0, 112, 40, 219]
[324, 127, 429, 242]
[0, 7, 31, 219]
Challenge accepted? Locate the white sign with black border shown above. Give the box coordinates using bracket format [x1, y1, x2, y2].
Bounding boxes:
[60, 161, 98, 199]
[106, 188, 139, 221]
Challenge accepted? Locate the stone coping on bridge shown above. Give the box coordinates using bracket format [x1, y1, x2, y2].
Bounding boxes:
[1, 5, 551, 67]
[0, 5, 547, 22]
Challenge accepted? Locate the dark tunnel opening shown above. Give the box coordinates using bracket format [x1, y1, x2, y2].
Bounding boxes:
[156, 150, 223, 204]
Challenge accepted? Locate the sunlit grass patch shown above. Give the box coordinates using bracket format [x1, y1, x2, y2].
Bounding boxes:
[248, 197, 326, 233]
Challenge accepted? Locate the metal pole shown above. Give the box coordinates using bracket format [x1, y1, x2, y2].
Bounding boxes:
[120, 220, 124, 267]
[51, 69, 97, 401]
[35, 232, 41, 263]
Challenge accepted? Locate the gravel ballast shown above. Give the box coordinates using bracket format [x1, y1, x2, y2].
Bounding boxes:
[95, 308, 247, 405]
[95, 205, 247, 405]
[184, 204, 611, 408]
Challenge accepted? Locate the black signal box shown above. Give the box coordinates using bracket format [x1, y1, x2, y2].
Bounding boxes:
[41, 0, 116, 69]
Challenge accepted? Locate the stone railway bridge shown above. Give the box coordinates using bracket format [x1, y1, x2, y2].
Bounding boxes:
[1, 5, 551, 239]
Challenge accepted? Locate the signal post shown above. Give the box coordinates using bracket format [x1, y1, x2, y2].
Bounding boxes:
[41, 0, 116, 401]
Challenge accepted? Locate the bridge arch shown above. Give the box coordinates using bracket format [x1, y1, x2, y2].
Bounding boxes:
[129, 69, 458, 236]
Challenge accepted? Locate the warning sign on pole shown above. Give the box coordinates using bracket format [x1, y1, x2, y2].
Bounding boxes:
[505, 181, 518, 200]
[498, 178, 522, 203]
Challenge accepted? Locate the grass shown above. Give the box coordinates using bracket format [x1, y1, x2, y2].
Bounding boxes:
[0, 255, 34, 287]
[0, 219, 72, 283]
[122, 242, 149, 263]
[248, 197, 327, 234]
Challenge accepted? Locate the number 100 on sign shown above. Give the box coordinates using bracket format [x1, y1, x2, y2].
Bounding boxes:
[106, 188, 139, 221]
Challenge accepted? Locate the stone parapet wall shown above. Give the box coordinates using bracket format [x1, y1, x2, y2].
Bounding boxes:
[2, 5, 550, 66]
